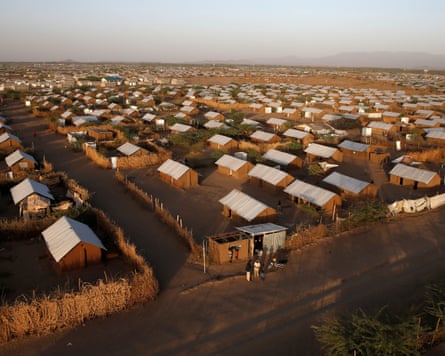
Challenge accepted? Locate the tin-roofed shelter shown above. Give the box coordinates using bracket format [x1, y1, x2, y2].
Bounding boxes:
[0, 132, 22, 153]
[219, 189, 277, 223]
[250, 130, 281, 144]
[284, 179, 341, 216]
[215, 154, 253, 179]
[117, 142, 146, 157]
[266, 117, 288, 131]
[158, 159, 198, 188]
[322, 171, 377, 198]
[208, 134, 238, 151]
[283, 128, 314, 148]
[42, 216, 106, 271]
[248, 164, 294, 189]
[263, 149, 303, 168]
[237, 223, 287, 256]
[5, 149, 37, 174]
[367, 121, 398, 136]
[426, 130, 445, 145]
[10, 178, 54, 218]
[338, 140, 371, 160]
[304, 143, 343, 163]
[389, 163, 441, 189]
[169, 122, 194, 134]
[207, 231, 250, 264]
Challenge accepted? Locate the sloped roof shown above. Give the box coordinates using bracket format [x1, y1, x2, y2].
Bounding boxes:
[10, 178, 54, 205]
[236, 223, 286, 235]
[0, 132, 21, 144]
[5, 149, 37, 167]
[142, 113, 157, 122]
[208, 134, 233, 146]
[169, 123, 193, 132]
[389, 163, 438, 184]
[266, 117, 287, 125]
[263, 149, 298, 166]
[204, 111, 222, 119]
[426, 130, 445, 141]
[322, 172, 370, 194]
[283, 128, 309, 139]
[367, 121, 394, 130]
[72, 116, 98, 127]
[338, 140, 370, 152]
[215, 154, 249, 171]
[248, 164, 293, 186]
[219, 189, 272, 222]
[284, 179, 337, 207]
[42, 216, 106, 263]
[117, 142, 141, 156]
[157, 159, 190, 180]
[250, 130, 276, 142]
[204, 120, 226, 129]
[304, 143, 338, 158]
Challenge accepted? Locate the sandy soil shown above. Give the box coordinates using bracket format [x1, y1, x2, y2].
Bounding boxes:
[2, 100, 445, 355]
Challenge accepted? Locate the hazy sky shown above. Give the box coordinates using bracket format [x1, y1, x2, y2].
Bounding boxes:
[1, 0, 444, 62]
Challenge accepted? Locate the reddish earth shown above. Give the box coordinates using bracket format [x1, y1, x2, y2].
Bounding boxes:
[1, 100, 445, 355]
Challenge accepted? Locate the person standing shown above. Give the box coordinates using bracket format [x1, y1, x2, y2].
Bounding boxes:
[245, 260, 252, 281]
[254, 260, 261, 279]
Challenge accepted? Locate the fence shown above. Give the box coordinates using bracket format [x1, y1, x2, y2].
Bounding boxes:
[115, 170, 200, 256]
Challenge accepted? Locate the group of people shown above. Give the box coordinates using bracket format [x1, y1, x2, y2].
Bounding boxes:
[245, 259, 264, 281]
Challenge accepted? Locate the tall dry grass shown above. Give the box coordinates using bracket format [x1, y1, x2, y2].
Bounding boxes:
[285, 224, 329, 250]
[409, 148, 445, 163]
[0, 195, 158, 344]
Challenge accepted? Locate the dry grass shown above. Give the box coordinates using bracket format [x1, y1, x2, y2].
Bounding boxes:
[285, 224, 329, 250]
[0, 185, 158, 344]
[409, 148, 445, 163]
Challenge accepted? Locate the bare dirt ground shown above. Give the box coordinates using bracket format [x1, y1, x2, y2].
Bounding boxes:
[2, 100, 445, 355]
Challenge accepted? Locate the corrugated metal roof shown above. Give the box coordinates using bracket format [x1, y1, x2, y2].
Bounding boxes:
[322, 114, 342, 121]
[117, 142, 141, 156]
[204, 111, 222, 119]
[284, 179, 337, 207]
[170, 123, 192, 132]
[250, 130, 276, 142]
[142, 113, 157, 122]
[322, 172, 369, 194]
[42, 216, 106, 263]
[389, 163, 437, 184]
[208, 134, 233, 146]
[338, 140, 369, 152]
[367, 121, 394, 130]
[215, 154, 248, 171]
[158, 159, 190, 180]
[304, 143, 338, 158]
[219, 189, 271, 222]
[248, 164, 293, 186]
[263, 149, 297, 166]
[204, 120, 226, 129]
[236, 223, 287, 235]
[72, 116, 98, 127]
[0, 132, 21, 144]
[5, 149, 37, 167]
[426, 131, 445, 140]
[283, 128, 309, 139]
[266, 117, 286, 125]
[10, 178, 54, 205]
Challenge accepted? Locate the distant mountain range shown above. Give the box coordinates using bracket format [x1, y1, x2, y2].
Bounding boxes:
[195, 51, 445, 70]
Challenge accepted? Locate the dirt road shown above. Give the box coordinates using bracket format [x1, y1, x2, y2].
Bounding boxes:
[2, 100, 445, 355]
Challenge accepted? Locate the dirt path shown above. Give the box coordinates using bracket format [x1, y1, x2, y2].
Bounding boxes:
[2, 100, 445, 355]
[1, 100, 189, 289]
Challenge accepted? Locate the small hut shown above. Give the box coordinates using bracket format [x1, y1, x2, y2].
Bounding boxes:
[0, 132, 22, 153]
[208, 134, 238, 151]
[5, 149, 37, 174]
[321, 172, 378, 198]
[304, 143, 343, 163]
[215, 154, 254, 179]
[42, 216, 106, 271]
[389, 163, 441, 189]
[263, 149, 303, 168]
[219, 189, 277, 223]
[337, 140, 371, 161]
[284, 179, 341, 217]
[157, 159, 199, 188]
[10, 178, 54, 218]
[248, 164, 294, 189]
